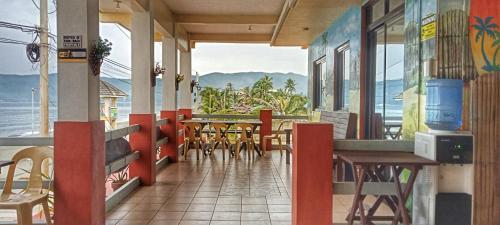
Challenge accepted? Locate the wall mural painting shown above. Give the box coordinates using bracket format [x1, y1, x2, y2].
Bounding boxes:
[308, 6, 362, 117]
[402, 0, 426, 139]
[469, 0, 500, 75]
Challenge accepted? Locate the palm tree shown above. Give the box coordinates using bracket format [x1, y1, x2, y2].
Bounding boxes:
[199, 87, 222, 114]
[284, 78, 296, 94]
[252, 75, 273, 100]
[473, 16, 498, 71]
[493, 31, 500, 68]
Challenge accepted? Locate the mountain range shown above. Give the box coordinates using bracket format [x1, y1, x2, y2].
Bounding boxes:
[0, 72, 308, 103]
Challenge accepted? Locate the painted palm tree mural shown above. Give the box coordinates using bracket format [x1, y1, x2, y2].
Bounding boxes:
[472, 16, 499, 71]
[470, 0, 500, 75]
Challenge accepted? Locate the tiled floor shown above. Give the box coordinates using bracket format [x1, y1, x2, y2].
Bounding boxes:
[106, 150, 391, 225]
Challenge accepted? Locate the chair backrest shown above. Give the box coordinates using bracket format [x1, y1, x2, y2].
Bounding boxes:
[235, 123, 254, 141]
[273, 120, 287, 138]
[319, 110, 357, 139]
[210, 123, 228, 142]
[3, 146, 53, 194]
[184, 122, 203, 141]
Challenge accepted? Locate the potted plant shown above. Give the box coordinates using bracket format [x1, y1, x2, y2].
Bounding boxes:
[190, 80, 198, 93]
[89, 37, 112, 76]
[175, 74, 185, 91]
[152, 62, 165, 87]
[106, 168, 128, 191]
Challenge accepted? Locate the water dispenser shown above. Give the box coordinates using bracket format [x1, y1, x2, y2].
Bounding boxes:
[413, 131, 473, 225]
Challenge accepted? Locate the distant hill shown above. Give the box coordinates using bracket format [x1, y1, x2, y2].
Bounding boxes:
[0, 72, 308, 103]
[198, 72, 308, 94]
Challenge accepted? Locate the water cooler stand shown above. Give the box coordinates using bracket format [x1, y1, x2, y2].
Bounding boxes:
[413, 131, 473, 225]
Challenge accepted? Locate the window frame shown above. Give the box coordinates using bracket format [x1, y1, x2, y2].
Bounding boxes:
[334, 42, 351, 111]
[313, 56, 327, 110]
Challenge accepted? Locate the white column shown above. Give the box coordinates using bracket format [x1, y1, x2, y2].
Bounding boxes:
[162, 36, 177, 111]
[131, 6, 154, 114]
[178, 50, 192, 109]
[57, 0, 100, 121]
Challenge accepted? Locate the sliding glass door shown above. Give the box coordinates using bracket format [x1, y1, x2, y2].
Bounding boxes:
[365, 0, 404, 139]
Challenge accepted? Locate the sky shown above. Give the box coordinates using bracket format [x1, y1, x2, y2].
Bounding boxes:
[0, 0, 308, 76]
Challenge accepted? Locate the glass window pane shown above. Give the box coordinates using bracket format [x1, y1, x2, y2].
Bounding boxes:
[375, 27, 385, 117]
[385, 16, 404, 139]
[320, 61, 327, 108]
[370, 0, 385, 24]
[343, 49, 350, 110]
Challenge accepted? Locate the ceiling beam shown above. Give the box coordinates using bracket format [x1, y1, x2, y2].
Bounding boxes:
[153, 0, 175, 37]
[100, 12, 132, 30]
[189, 33, 272, 44]
[271, 0, 297, 45]
[175, 14, 278, 25]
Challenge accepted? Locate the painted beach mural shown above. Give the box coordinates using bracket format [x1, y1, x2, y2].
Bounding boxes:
[469, 0, 500, 75]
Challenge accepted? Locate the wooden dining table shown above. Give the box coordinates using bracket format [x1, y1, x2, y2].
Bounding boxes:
[334, 150, 439, 225]
[180, 119, 263, 155]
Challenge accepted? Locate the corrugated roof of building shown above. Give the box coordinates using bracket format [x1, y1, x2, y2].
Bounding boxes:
[100, 80, 128, 97]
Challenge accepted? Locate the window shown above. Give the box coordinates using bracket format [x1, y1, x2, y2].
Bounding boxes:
[334, 43, 351, 111]
[313, 56, 327, 109]
[365, 0, 405, 139]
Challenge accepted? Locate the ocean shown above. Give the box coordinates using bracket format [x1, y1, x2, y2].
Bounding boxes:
[0, 101, 139, 137]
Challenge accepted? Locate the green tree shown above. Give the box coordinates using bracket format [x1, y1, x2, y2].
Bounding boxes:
[199, 87, 222, 114]
[252, 75, 273, 100]
[284, 78, 296, 94]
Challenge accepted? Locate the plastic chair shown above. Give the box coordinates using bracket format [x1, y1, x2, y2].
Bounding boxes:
[234, 123, 257, 160]
[208, 123, 230, 160]
[262, 120, 287, 156]
[0, 146, 53, 225]
[183, 122, 204, 160]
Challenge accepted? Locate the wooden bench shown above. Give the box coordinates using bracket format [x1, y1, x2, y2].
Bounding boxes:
[284, 110, 357, 164]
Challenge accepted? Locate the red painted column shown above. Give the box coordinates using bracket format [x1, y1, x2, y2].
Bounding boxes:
[54, 121, 105, 225]
[160, 110, 178, 162]
[260, 109, 272, 151]
[177, 109, 192, 147]
[292, 122, 333, 225]
[129, 114, 156, 186]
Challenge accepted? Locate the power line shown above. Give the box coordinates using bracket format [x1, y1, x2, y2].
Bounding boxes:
[30, 0, 57, 14]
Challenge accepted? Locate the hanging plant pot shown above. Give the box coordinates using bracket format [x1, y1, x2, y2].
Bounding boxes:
[175, 74, 184, 91]
[90, 57, 103, 76]
[89, 37, 112, 76]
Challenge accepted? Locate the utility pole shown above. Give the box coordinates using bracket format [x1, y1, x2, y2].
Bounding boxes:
[32, 88, 36, 135]
[39, 0, 49, 136]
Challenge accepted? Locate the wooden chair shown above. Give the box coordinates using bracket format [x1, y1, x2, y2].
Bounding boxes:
[183, 122, 204, 160]
[0, 147, 53, 225]
[208, 123, 230, 160]
[234, 123, 257, 160]
[262, 120, 287, 156]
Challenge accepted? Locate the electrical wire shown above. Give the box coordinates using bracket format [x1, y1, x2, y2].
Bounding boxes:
[30, 0, 57, 14]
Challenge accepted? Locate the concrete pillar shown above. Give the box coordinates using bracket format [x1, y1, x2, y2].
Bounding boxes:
[292, 122, 333, 225]
[131, 6, 154, 114]
[160, 36, 178, 161]
[129, 3, 156, 186]
[129, 114, 156, 185]
[260, 109, 273, 151]
[178, 50, 192, 110]
[162, 36, 177, 111]
[54, 0, 104, 224]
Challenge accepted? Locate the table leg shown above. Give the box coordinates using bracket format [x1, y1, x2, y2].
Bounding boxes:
[391, 166, 419, 225]
[347, 166, 367, 225]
